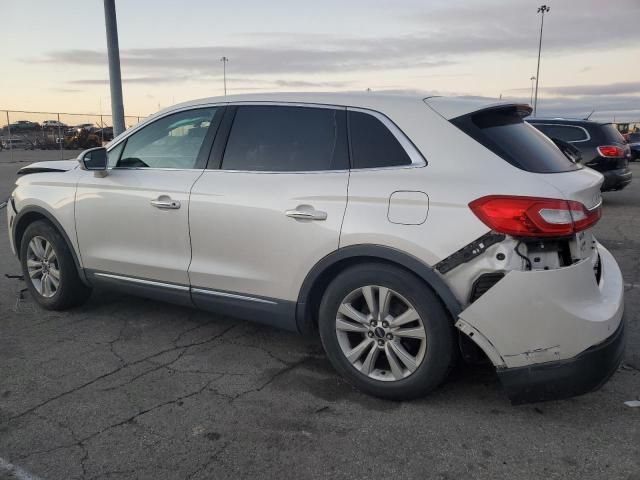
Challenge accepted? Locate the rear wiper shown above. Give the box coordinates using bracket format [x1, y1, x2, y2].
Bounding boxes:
[552, 138, 582, 164]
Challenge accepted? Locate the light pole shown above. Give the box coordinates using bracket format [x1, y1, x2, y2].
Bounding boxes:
[220, 56, 229, 96]
[103, 0, 125, 135]
[530, 76, 536, 106]
[533, 5, 550, 117]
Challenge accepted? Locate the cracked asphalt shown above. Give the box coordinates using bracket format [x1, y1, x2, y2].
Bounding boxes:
[0, 151, 638, 480]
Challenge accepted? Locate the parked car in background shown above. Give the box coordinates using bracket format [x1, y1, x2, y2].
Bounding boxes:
[7, 93, 625, 404]
[42, 120, 68, 129]
[94, 126, 114, 142]
[628, 132, 640, 161]
[72, 123, 97, 132]
[8, 120, 40, 132]
[528, 118, 632, 191]
[1, 138, 34, 150]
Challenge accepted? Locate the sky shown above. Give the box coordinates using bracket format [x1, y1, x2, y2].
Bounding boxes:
[1, 0, 640, 122]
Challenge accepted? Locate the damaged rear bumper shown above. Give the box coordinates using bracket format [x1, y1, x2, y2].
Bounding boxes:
[455, 242, 625, 404]
[497, 316, 625, 404]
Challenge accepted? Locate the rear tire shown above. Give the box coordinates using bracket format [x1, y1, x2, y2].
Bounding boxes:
[20, 220, 92, 310]
[318, 263, 456, 400]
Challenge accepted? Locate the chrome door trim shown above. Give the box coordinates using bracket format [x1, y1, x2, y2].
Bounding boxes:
[93, 272, 190, 291]
[191, 287, 278, 305]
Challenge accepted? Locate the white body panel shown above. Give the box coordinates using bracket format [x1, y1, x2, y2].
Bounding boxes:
[75, 168, 202, 285]
[188, 170, 348, 300]
[9, 170, 81, 257]
[7, 92, 625, 380]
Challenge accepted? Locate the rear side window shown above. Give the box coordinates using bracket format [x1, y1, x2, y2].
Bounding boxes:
[221, 106, 348, 171]
[348, 111, 412, 169]
[452, 107, 580, 173]
[600, 124, 626, 144]
[532, 124, 588, 142]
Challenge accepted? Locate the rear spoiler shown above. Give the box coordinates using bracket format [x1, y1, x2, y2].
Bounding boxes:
[424, 97, 532, 121]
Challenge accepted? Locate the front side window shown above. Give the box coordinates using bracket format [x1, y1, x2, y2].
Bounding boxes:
[115, 108, 217, 169]
[221, 106, 348, 171]
[348, 111, 412, 169]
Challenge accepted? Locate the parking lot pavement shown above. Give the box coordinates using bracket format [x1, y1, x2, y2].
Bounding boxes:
[0, 154, 638, 480]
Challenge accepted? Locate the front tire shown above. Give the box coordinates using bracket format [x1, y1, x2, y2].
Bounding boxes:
[20, 220, 92, 310]
[318, 263, 456, 400]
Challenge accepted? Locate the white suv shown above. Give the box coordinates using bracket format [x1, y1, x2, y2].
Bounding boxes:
[7, 93, 625, 404]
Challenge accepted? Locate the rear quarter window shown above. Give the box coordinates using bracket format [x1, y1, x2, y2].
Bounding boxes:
[348, 111, 412, 169]
[600, 124, 626, 144]
[452, 107, 580, 173]
[531, 124, 588, 142]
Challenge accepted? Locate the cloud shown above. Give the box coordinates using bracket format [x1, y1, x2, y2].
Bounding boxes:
[69, 75, 191, 85]
[405, 0, 640, 55]
[541, 82, 640, 97]
[48, 87, 81, 93]
[33, 45, 453, 77]
[28, 0, 639, 85]
[273, 79, 352, 88]
[371, 88, 640, 122]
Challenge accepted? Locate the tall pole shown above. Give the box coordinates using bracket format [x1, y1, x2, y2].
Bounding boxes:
[530, 76, 536, 105]
[103, 0, 125, 135]
[220, 56, 229, 96]
[533, 5, 550, 117]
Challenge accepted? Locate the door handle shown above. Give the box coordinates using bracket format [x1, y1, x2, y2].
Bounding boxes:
[151, 196, 181, 209]
[285, 205, 327, 221]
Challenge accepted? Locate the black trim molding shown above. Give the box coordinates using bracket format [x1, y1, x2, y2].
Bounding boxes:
[296, 244, 462, 334]
[86, 270, 298, 332]
[13, 206, 89, 285]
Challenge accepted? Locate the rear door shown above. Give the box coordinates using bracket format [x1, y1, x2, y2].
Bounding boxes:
[188, 104, 349, 328]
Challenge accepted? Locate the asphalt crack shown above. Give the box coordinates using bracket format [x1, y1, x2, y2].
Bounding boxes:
[6, 322, 239, 421]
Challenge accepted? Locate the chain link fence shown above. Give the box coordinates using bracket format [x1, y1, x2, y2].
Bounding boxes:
[1, 110, 147, 161]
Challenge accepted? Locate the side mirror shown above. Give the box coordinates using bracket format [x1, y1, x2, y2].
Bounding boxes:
[80, 147, 108, 177]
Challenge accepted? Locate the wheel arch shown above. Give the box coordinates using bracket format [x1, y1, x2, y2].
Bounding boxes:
[295, 245, 462, 335]
[13, 206, 90, 286]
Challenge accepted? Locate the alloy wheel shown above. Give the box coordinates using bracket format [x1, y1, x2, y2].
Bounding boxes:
[335, 285, 427, 381]
[26, 236, 60, 298]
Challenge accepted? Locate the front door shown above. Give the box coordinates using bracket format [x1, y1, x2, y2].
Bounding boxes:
[188, 105, 350, 328]
[75, 106, 222, 293]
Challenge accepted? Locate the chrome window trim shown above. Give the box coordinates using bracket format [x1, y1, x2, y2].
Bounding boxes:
[104, 100, 427, 173]
[108, 167, 205, 172]
[226, 101, 345, 110]
[214, 102, 426, 173]
[94, 272, 190, 291]
[346, 106, 427, 170]
[531, 123, 591, 143]
[203, 169, 348, 175]
[191, 287, 277, 305]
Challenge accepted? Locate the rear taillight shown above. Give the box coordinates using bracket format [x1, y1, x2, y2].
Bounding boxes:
[469, 195, 601, 237]
[597, 145, 625, 158]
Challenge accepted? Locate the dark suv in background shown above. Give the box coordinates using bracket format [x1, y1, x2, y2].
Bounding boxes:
[527, 118, 632, 191]
[627, 132, 640, 162]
